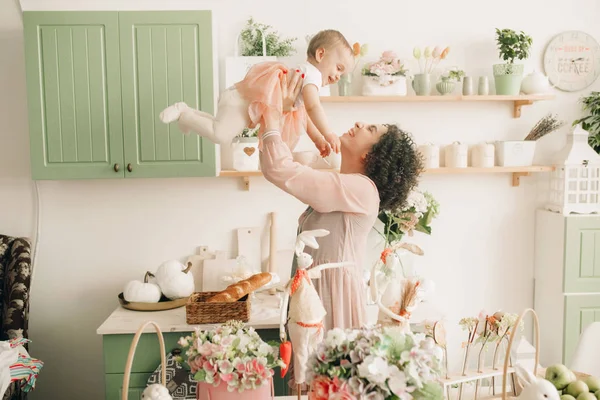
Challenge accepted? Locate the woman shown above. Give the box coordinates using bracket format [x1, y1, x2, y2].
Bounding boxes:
[260, 71, 423, 332]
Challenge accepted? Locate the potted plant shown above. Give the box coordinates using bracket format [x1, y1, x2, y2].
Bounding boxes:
[493, 28, 532, 95]
[239, 17, 296, 57]
[436, 68, 465, 95]
[177, 320, 284, 399]
[231, 125, 260, 172]
[361, 51, 408, 96]
[573, 91, 600, 153]
[306, 326, 444, 399]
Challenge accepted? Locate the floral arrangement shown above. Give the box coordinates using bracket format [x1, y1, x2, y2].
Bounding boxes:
[177, 320, 284, 392]
[458, 311, 523, 379]
[362, 51, 407, 86]
[439, 68, 464, 83]
[376, 189, 440, 247]
[239, 17, 296, 57]
[352, 42, 369, 72]
[306, 326, 444, 400]
[413, 46, 450, 74]
[236, 124, 260, 138]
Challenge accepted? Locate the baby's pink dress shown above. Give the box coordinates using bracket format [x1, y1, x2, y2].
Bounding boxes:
[235, 62, 307, 150]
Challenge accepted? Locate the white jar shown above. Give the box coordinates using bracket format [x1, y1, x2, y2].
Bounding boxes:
[444, 142, 468, 168]
[418, 143, 440, 169]
[471, 142, 495, 167]
[232, 137, 260, 171]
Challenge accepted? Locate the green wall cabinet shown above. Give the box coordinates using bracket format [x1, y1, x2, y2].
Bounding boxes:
[23, 11, 216, 180]
[534, 210, 600, 367]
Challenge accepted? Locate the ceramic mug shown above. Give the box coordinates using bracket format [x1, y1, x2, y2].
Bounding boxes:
[412, 74, 431, 96]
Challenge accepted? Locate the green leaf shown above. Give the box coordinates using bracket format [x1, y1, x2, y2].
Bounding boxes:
[413, 382, 445, 400]
[194, 369, 207, 382]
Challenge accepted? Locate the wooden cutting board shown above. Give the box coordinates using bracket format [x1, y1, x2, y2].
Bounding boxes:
[237, 227, 262, 274]
[186, 246, 214, 292]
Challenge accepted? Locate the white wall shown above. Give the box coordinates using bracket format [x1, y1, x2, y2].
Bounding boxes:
[2, 0, 599, 397]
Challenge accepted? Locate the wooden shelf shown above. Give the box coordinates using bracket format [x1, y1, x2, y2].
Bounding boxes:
[320, 94, 555, 118]
[219, 166, 554, 190]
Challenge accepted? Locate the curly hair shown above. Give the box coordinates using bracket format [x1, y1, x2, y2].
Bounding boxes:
[364, 124, 424, 212]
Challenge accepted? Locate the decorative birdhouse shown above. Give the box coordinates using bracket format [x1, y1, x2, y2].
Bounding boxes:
[547, 124, 600, 215]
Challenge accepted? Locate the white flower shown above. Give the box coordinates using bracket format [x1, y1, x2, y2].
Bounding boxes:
[257, 343, 273, 356]
[326, 328, 347, 349]
[178, 337, 189, 347]
[357, 356, 392, 385]
[388, 366, 412, 399]
[405, 190, 428, 214]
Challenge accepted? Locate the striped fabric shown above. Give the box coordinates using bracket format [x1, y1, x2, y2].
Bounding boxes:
[6, 338, 42, 392]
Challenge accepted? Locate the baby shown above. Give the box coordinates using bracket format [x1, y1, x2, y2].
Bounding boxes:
[159, 29, 355, 156]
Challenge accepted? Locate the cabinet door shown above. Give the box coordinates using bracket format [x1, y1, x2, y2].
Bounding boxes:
[23, 12, 125, 179]
[564, 217, 600, 293]
[563, 294, 600, 365]
[119, 11, 216, 178]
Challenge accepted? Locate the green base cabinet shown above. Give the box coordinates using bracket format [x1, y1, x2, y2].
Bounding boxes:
[103, 330, 290, 400]
[534, 210, 600, 367]
[23, 11, 216, 180]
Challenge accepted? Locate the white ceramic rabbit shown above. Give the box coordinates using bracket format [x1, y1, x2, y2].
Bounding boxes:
[514, 364, 560, 400]
[369, 242, 435, 331]
[279, 229, 352, 385]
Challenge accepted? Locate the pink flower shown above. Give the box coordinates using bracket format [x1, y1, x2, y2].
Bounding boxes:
[381, 51, 398, 63]
[197, 342, 214, 357]
[250, 358, 266, 376]
[310, 376, 332, 400]
[220, 373, 234, 382]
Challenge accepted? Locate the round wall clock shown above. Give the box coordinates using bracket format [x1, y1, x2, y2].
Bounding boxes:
[543, 30, 600, 92]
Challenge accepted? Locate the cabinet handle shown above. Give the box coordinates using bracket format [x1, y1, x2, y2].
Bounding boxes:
[113, 163, 120, 172]
[127, 163, 133, 172]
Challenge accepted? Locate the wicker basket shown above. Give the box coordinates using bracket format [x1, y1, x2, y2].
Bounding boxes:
[122, 321, 168, 400]
[186, 292, 251, 324]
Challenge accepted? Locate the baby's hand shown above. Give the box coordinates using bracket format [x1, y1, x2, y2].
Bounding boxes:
[315, 137, 331, 158]
[324, 133, 341, 154]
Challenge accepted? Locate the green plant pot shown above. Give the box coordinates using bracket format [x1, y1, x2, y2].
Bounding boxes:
[493, 63, 524, 95]
[436, 81, 456, 95]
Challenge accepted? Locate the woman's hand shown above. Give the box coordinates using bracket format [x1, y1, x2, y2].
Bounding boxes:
[282, 69, 303, 112]
[263, 69, 303, 132]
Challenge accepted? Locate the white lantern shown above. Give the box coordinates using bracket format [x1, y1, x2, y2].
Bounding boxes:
[547, 124, 600, 215]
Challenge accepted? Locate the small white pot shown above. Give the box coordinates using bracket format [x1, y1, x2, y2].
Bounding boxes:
[444, 142, 468, 168]
[495, 141, 536, 167]
[232, 137, 259, 172]
[362, 75, 407, 96]
[418, 143, 440, 169]
[471, 143, 495, 168]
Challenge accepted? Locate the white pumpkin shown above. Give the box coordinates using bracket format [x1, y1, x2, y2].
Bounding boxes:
[154, 260, 195, 300]
[123, 272, 162, 303]
[141, 383, 172, 400]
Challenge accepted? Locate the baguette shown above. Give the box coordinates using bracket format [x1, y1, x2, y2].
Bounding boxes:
[206, 272, 272, 303]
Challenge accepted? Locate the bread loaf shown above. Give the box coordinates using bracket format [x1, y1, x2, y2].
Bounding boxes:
[206, 272, 272, 303]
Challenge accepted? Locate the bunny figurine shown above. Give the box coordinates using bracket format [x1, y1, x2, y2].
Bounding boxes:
[279, 229, 353, 392]
[369, 242, 435, 332]
[514, 364, 560, 400]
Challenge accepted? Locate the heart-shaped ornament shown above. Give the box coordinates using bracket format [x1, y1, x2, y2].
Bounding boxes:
[243, 147, 256, 156]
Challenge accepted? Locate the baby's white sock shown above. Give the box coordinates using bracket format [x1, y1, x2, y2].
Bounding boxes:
[159, 102, 190, 124]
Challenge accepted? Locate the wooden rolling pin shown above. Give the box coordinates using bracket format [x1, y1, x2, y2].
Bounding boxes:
[268, 212, 277, 295]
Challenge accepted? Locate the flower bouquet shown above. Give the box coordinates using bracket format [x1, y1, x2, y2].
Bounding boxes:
[177, 320, 284, 399]
[376, 189, 440, 247]
[306, 326, 444, 400]
[361, 51, 408, 96]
